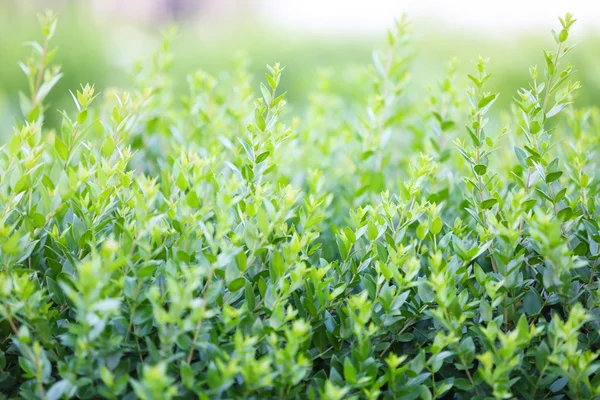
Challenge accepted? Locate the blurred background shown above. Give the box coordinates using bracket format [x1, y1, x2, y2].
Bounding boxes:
[1, 0, 599, 132]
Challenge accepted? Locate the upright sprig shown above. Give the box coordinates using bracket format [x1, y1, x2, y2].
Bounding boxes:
[514, 14, 580, 242]
[19, 10, 61, 124]
[455, 57, 500, 272]
[426, 57, 459, 163]
[239, 63, 290, 187]
[356, 15, 412, 199]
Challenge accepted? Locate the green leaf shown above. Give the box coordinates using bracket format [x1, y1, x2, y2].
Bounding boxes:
[480, 198, 498, 210]
[55, 136, 69, 160]
[254, 108, 266, 131]
[77, 109, 88, 124]
[431, 217, 443, 235]
[514, 146, 528, 167]
[480, 299, 492, 322]
[343, 358, 357, 384]
[478, 93, 497, 109]
[557, 206, 572, 221]
[441, 120, 456, 131]
[558, 28, 568, 42]
[367, 221, 378, 241]
[550, 378, 568, 393]
[545, 171, 563, 183]
[238, 137, 255, 162]
[418, 281, 435, 303]
[523, 291, 542, 316]
[186, 190, 199, 207]
[181, 363, 194, 389]
[474, 164, 487, 176]
[46, 277, 66, 305]
[272, 251, 285, 278]
[265, 73, 277, 90]
[546, 102, 572, 118]
[255, 151, 270, 164]
[260, 83, 272, 104]
[473, 264, 487, 285]
[245, 281, 255, 311]
[176, 173, 188, 191]
[47, 380, 75, 400]
[228, 277, 246, 292]
[256, 206, 269, 237]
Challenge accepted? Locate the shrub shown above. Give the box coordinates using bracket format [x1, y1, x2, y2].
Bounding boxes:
[1, 10, 600, 400]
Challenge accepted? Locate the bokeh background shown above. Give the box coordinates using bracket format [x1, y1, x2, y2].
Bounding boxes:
[1, 0, 600, 133]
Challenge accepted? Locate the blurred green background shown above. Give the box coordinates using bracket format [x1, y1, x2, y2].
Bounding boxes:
[1, 1, 599, 135]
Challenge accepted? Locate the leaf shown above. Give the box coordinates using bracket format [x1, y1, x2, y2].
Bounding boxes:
[256, 206, 269, 237]
[271, 92, 287, 108]
[480, 299, 492, 322]
[441, 120, 456, 131]
[473, 264, 487, 285]
[478, 93, 498, 109]
[550, 377, 568, 393]
[176, 173, 188, 191]
[186, 190, 199, 207]
[557, 207, 572, 221]
[272, 251, 285, 278]
[467, 74, 481, 88]
[546, 102, 572, 118]
[343, 358, 357, 384]
[245, 281, 255, 311]
[255, 151, 270, 164]
[523, 291, 542, 316]
[228, 277, 246, 292]
[514, 146, 528, 167]
[431, 218, 443, 235]
[372, 50, 385, 77]
[418, 280, 435, 303]
[265, 73, 277, 90]
[260, 82, 272, 104]
[55, 136, 69, 160]
[47, 380, 75, 400]
[254, 108, 266, 131]
[480, 198, 498, 210]
[545, 171, 563, 183]
[181, 363, 194, 389]
[474, 164, 487, 176]
[573, 242, 588, 256]
[46, 277, 66, 305]
[367, 221, 378, 241]
[77, 109, 88, 125]
[237, 137, 255, 162]
[429, 350, 454, 365]
[17, 240, 39, 264]
[554, 188, 567, 203]
[459, 337, 475, 363]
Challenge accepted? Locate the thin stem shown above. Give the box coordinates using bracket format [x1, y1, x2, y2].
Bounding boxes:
[186, 265, 215, 364]
[588, 258, 598, 285]
[541, 43, 563, 117]
[475, 113, 498, 273]
[33, 37, 50, 108]
[519, 169, 532, 238]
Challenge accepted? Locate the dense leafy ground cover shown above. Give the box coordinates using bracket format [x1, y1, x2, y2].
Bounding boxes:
[1, 11, 600, 400]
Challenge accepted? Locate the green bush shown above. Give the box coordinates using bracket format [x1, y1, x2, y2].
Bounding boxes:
[1, 10, 600, 400]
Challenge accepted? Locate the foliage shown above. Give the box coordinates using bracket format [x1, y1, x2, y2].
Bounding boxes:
[1, 11, 600, 400]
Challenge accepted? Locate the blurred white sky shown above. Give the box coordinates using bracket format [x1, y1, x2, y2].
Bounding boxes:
[262, 0, 600, 35]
